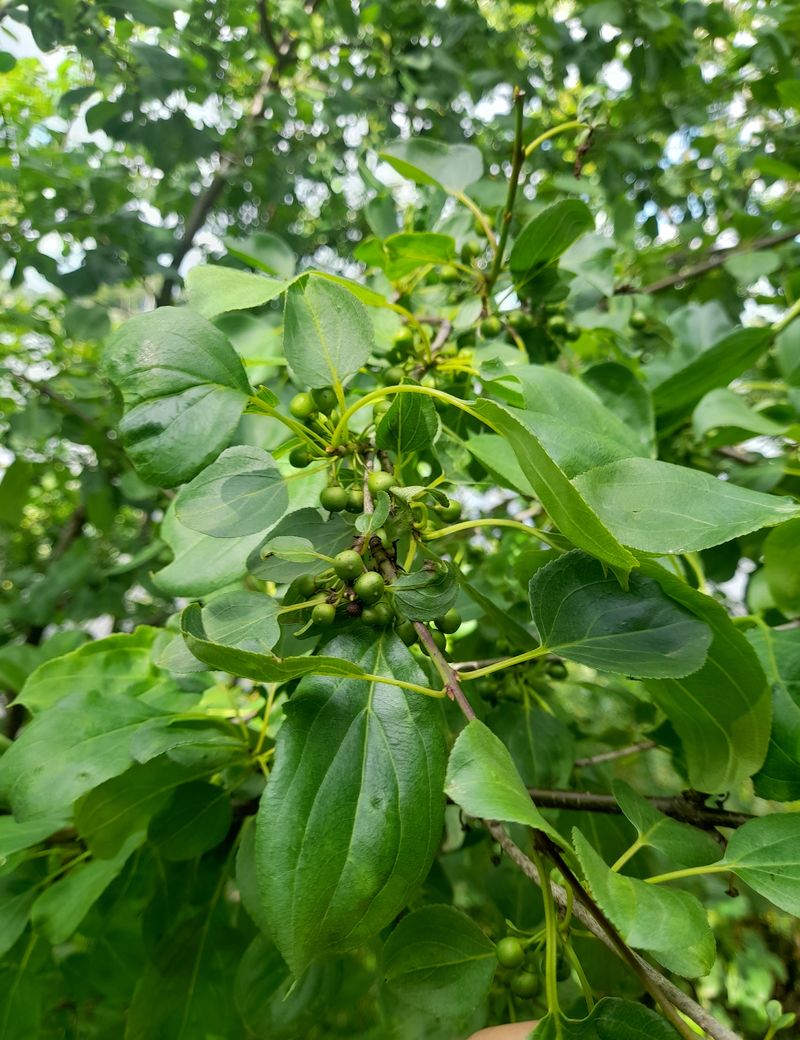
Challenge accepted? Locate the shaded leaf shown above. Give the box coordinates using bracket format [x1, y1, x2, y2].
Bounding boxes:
[380, 138, 483, 193]
[612, 781, 722, 867]
[509, 201, 594, 277]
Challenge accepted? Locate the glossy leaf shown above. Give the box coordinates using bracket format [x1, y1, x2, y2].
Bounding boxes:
[475, 399, 637, 576]
[445, 720, 562, 842]
[380, 138, 483, 192]
[392, 566, 457, 621]
[181, 602, 365, 681]
[174, 445, 289, 538]
[103, 307, 251, 486]
[573, 829, 715, 978]
[376, 392, 439, 457]
[283, 275, 374, 389]
[612, 781, 722, 868]
[509, 200, 594, 277]
[640, 560, 771, 792]
[255, 630, 447, 974]
[723, 814, 800, 916]
[530, 551, 712, 677]
[747, 627, 800, 801]
[573, 458, 800, 553]
[383, 905, 496, 1017]
[186, 264, 286, 318]
[200, 590, 281, 652]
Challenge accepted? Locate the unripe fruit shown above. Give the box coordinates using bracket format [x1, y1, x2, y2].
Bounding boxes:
[333, 549, 363, 581]
[424, 628, 447, 653]
[373, 400, 393, 420]
[421, 373, 437, 389]
[435, 608, 461, 634]
[546, 314, 568, 336]
[496, 936, 525, 969]
[437, 499, 462, 522]
[296, 573, 317, 597]
[384, 366, 405, 385]
[346, 489, 364, 513]
[564, 323, 580, 341]
[289, 446, 312, 468]
[440, 264, 460, 283]
[511, 970, 539, 999]
[320, 485, 348, 512]
[368, 471, 395, 496]
[289, 392, 317, 420]
[396, 620, 417, 646]
[311, 386, 337, 414]
[508, 310, 532, 331]
[312, 602, 335, 626]
[629, 309, 648, 331]
[363, 601, 393, 626]
[393, 326, 415, 350]
[547, 660, 568, 681]
[461, 239, 482, 262]
[354, 571, 385, 606]
[480, 315, 503, 338]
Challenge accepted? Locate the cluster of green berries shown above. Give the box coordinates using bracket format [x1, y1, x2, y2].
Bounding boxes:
[495, 935, 572, 999]
[287, 386, 338, 468]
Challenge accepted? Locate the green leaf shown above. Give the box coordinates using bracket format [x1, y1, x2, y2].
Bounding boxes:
[74, 757, 213, 857]
[148, 781, 232, 861]
[692, 388, 789, 442]
[475, 399, 637, 576]
[16, 628, 163, 713]
[247, 508, 353, 584]
[582, 362, 656, 455]
[257, 534, 320, 562]
[382, 904, 496, 1017]
[777, 79, 800, 109]
[640, 560, 771, 792]
[0, 691, 167, 821]
[465, 433, 535, 497]
[529, 551, 711, 678]
[489, 703, 575, 789]
[224, 232, 296, 278]
[153, 501, 264, 598]
[0, 867, 39, 958]
[376, 392, 439, 457]
[30, 831, 142, 944]
[234, 934, 330, 1037]
[283, 275, 374, 389]
[103, 307, 251, 487]
[0, 816, 68, 865]
[573, 458, 800, 553]
[776, 321, 800, 385]
[383, 231, 456, 278]
[445, 720, 563, 843]
[573, 829, 715, 978]
[380, 138, 483, 193]
[532, 997, 682, 1039]
[174, 445, 289, 538]
[181, 602, 365, 682]
[650, 327, 773, 419]
[186, 265, 286, 318]
[764, 519, 800, 617]
[509, 201, 594, 277]
[255, 629, 447, 974]
[747, 626, 800, 801]
[723, 813, 800, 915]
[392, 566, 457, 621]
[611, 781, 722, 867]
[200, 590, 281, 652]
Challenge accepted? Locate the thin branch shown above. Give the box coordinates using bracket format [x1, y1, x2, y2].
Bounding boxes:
[488, 824, 742, 1040]
[486, 87, 526, 291]
[574, 740, 657, 767]
[616, 227, 799, 296]
[527, 788, 753, 830]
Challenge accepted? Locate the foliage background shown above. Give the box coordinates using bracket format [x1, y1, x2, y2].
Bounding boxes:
[1, 1, 800, 1038]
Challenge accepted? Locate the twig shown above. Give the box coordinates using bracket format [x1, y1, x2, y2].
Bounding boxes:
[486, 87, 526, 291]
[527, 788, 753, 830]
[574, 740, 657, 767]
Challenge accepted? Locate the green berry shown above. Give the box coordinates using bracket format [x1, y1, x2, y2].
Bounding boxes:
[320, 485, 348, 512]
[496, 936, 525, 969]
[384, 366, 405, 385]
[363, 601, 393, 627]
[435, 608, 461, 634]
[296, 573, 317, 597]
[546, 314, 568, 336]
[421, 373, 437, 389]
[354, 571, 385, 606]
[393, 326, 415, 350]
[289, 446, 312, 468]
[289, 392, 317, 420]
[396, 620, 417, 646]
[311, 386, 337, 414]
[333, 549, 363, 581]
[461, 239, 482, 262]
[480, 315, 503, 338]
[510, 970, 539, 999]
[508, 310, 533, 331]
[547, 660, 568, 681]
[437, 499, 462, 522]
[440, 264, 460, 284]
[423, 627, 447, 654]
[629, 309, 648, 331]
[368, 471, 395, 496]
[312, 602, 336, 626]
[373, 399, 393, 420]
[346, 488, 364, 513]
[564, 323, 580, 341]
